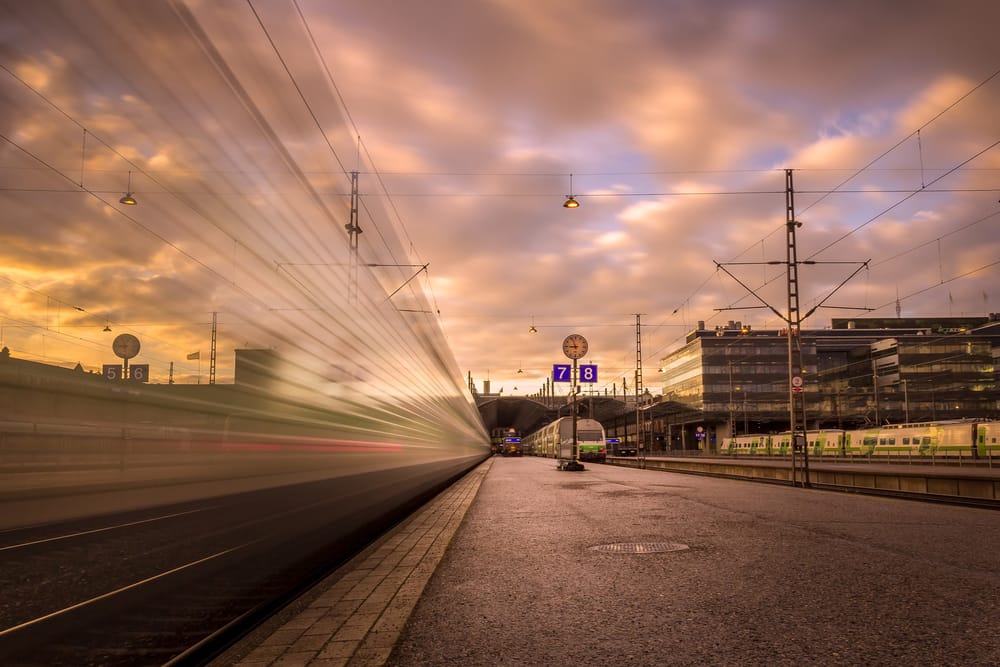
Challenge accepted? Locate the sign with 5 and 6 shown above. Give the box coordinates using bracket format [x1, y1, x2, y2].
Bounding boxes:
[103, 363, 150, 382]
[552, 363, 598, 383]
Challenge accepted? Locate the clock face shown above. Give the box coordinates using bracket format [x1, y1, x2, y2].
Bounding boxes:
[562, 334, 588, 360]
[112, 333, 141, 360]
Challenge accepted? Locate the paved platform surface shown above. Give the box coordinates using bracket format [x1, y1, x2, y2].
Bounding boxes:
[222, 455, 1000, 666]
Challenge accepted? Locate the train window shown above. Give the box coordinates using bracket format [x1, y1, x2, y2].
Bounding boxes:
[902, 437, 911, 445]
[879, 438, 887, 445]
[922, 437, 932, 445]
[887, 437, 895, 445]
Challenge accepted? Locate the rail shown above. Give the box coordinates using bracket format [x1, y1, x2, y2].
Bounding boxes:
[606, 454, 1000, 509]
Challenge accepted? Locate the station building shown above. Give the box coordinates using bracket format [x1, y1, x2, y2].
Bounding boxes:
[654, 315, 1000, 450]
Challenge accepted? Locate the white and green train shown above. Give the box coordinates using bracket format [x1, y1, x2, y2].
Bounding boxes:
[720, 420, 1000, 459]
[524, 417, 607, 464]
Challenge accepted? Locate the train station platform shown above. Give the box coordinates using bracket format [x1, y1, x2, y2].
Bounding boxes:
[219, 455, 1000, 666]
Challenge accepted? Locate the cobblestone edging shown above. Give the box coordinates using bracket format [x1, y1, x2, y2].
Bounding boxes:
[229, 458, 492, 667]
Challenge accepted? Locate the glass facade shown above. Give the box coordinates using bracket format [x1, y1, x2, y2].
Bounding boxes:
[660, 330, 817, 435]
[660, 318, 1000, 437]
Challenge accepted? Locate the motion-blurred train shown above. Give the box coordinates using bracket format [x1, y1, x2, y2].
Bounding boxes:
[0, 351, 490, 529]
[523, 417, 607, 464]
[720, 419, 1000, 459]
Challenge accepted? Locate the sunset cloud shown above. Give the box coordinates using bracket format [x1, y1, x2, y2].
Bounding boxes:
[0, 0, 996, 397]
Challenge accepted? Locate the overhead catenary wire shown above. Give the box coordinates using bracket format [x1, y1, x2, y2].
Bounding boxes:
[651, 136, 1000, 360]
[798, 67, 1000, 218]
[282, 0, 441, 314]
[656, 67, 1000, 346]
[807, 138, 1000, 260]
[2, 5, 997, 391]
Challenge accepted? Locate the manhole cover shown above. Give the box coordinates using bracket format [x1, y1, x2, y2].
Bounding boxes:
[588, 542, 689, 554]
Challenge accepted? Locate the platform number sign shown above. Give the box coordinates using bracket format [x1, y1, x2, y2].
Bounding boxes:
[553, 363, 598, 383]
[103, 363, 150, 382]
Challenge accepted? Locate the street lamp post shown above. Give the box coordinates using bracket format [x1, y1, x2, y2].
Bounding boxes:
[902, 377, 909, 423]
[873, 357, 881, 425]
[742, 389, 748, 435]
[728, 361, 736, 438]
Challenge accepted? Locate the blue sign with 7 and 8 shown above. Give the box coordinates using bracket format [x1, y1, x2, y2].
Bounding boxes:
[552, 364, 598, 383]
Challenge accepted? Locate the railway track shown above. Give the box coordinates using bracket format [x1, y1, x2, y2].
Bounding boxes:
[805, 479, 1000, 510]
[0, 464, 465, 665]
[606, 455, 1000, 510]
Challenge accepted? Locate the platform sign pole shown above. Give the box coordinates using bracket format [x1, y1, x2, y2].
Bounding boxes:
[560, 334, 588, 471]
[572, 357, 578, 464]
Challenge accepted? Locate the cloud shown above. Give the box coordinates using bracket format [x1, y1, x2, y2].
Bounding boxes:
[1, 0, 998, 400]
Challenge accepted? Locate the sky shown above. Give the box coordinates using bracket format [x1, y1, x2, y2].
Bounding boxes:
[1, 0, 999, 400]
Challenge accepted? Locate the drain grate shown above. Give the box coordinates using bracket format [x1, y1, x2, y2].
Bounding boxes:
[588, 542, 689, 554]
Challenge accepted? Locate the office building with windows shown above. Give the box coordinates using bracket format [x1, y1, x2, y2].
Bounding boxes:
[658, 316, 1000, 445]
